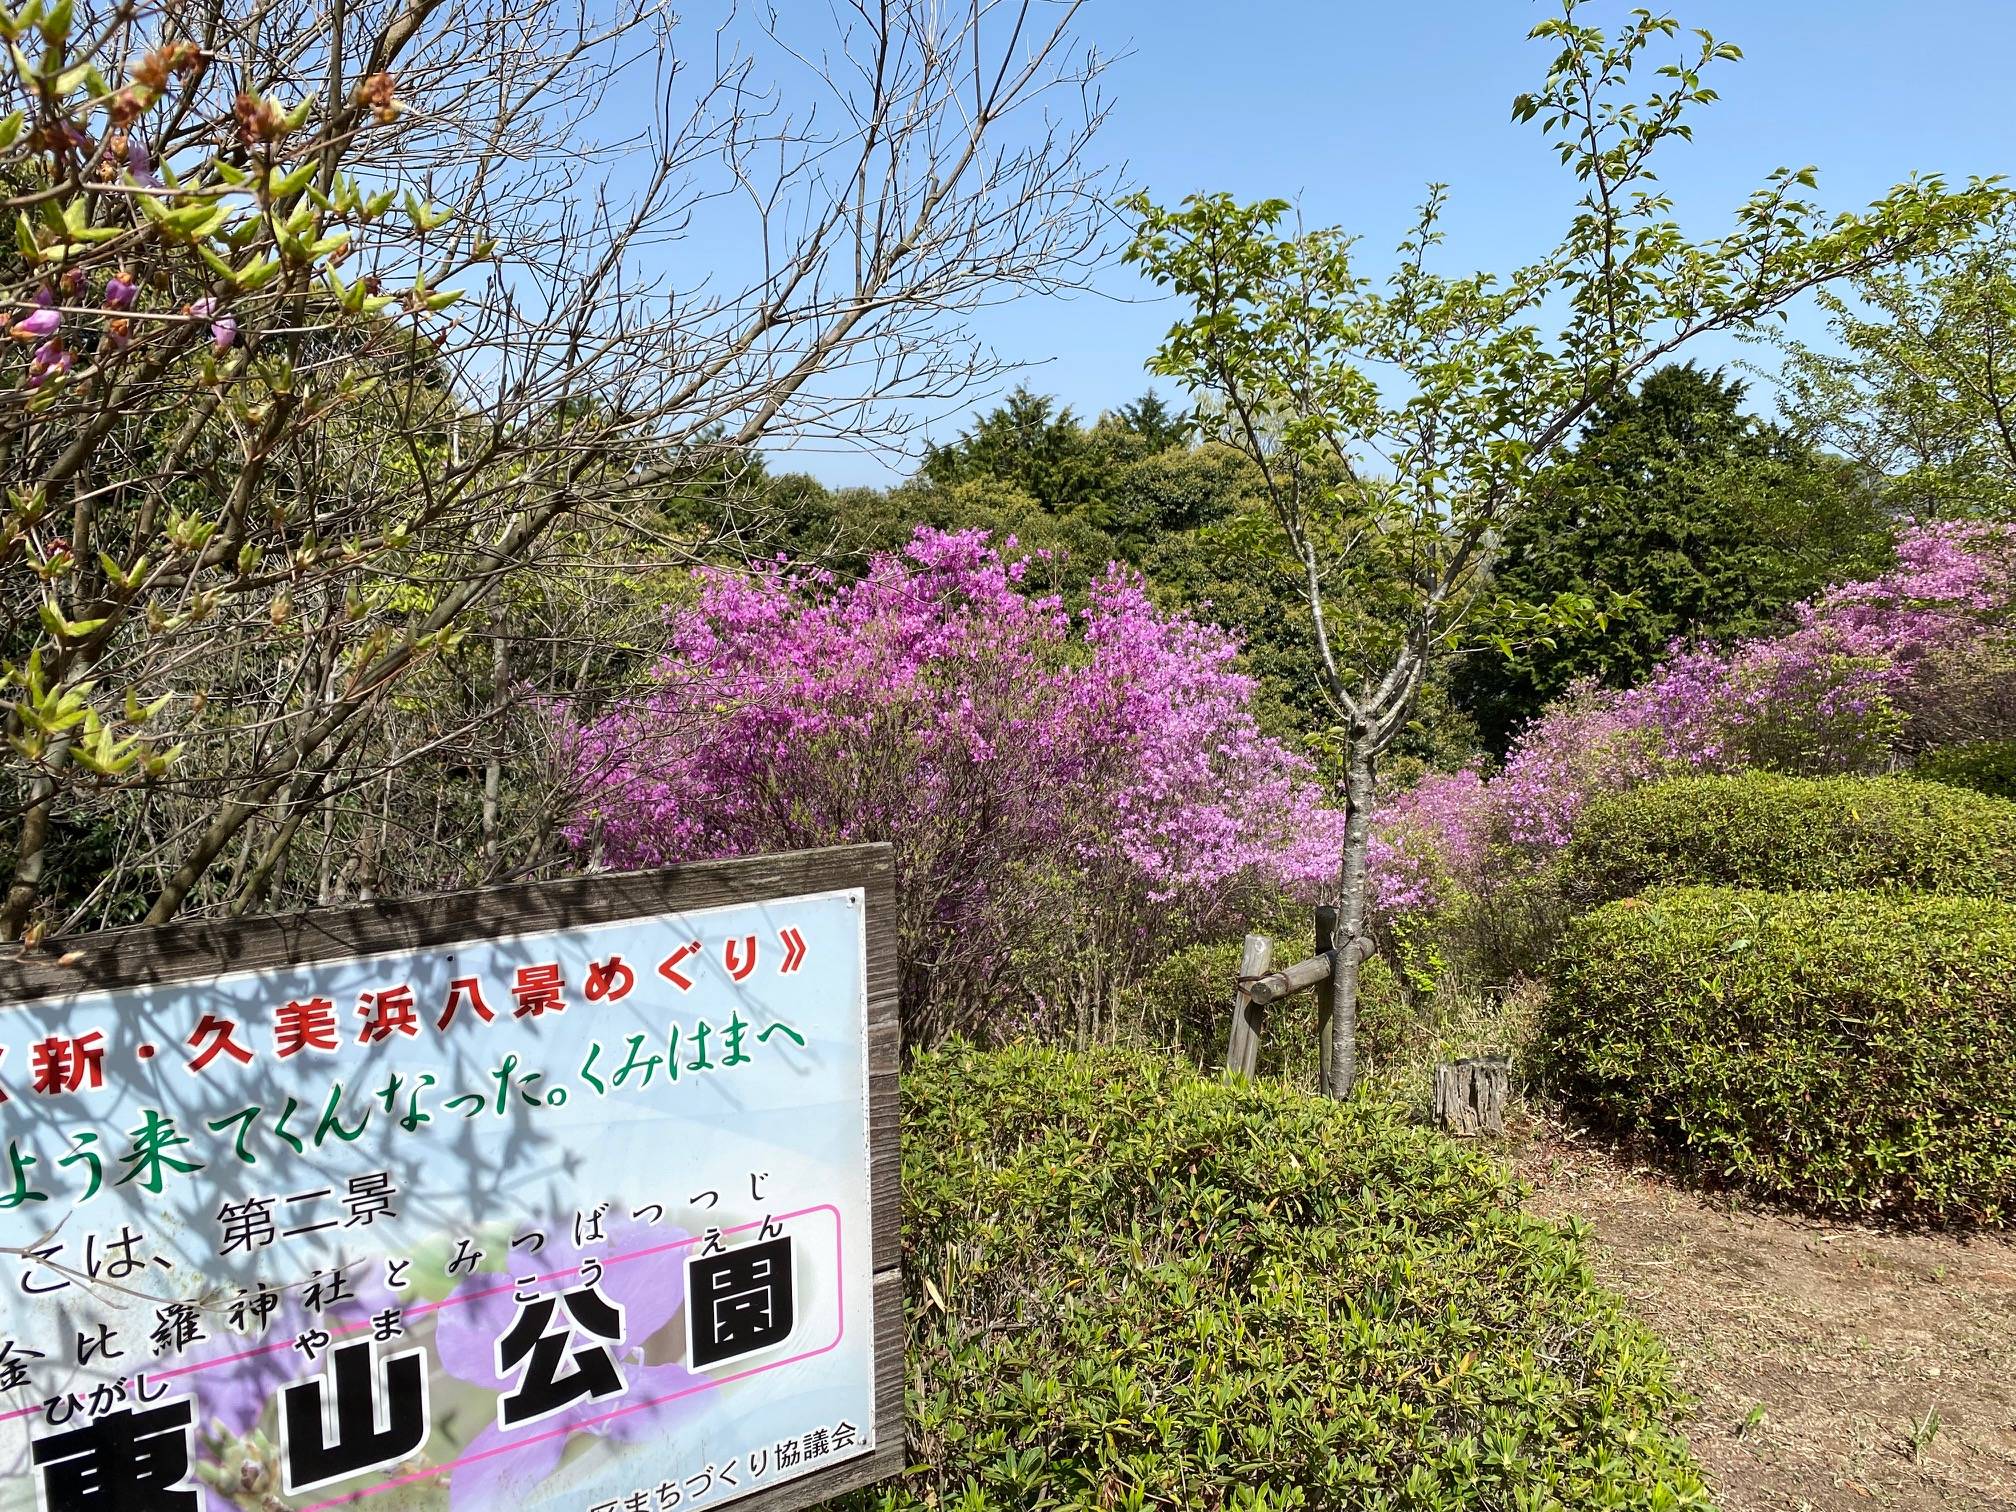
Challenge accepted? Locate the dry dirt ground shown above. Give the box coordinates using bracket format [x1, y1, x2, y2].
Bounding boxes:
[1509, 1120, 2016, 1511]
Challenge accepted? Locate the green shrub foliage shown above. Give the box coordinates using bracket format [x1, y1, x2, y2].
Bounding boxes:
[1547, 886, 2016, 1223]
[1913, 739, 2016, 801]
[1564, 772, 2016, 907]
[836, 1044, 1709, 1511]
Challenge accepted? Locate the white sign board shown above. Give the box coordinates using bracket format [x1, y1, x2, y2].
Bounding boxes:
[0, 849, 901, 1512]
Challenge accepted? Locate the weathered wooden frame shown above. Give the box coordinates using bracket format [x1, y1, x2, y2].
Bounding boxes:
[0, 842, 905, 1511]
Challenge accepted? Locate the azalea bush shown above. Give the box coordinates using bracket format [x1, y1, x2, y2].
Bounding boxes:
[1369, 521, 2016, 965]
[1564, 773, 2016, 909]
[1547, 886, 2016, 1224]
[838, 1042, 1710, 1511]
[567, 529, 1342, 1044]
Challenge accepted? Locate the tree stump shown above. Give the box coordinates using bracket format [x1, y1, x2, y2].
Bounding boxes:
[1433, 1056, 1510, 1137]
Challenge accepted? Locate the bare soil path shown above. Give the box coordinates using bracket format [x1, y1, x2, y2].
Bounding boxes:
[1510, 1121, 2016, 1511]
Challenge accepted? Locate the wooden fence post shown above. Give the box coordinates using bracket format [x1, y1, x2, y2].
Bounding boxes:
[1313, 904, 1337, 1090]
[1225, 932, 1273, 1078]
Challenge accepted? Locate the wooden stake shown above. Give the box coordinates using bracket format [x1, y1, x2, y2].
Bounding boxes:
[1225, 932, 1273, 1079]
[1314, 904, 1337, 1090]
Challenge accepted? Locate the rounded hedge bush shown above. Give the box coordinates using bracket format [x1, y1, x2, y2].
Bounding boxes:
[1546, 886, 2016, 1224]
[835, 1044, 1709, 1511]
[1562, 772, 2016, 908]
[1913, 738, 2016, 801]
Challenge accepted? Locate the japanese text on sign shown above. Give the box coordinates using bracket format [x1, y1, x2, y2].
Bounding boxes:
[0, 885, 878, 1512]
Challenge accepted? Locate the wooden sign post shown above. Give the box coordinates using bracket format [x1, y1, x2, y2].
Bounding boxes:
[0, 844, 902, 1512]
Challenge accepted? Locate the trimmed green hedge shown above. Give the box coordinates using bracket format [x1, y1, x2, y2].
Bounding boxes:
[835, 1044, 1709, 1511]
[1563, 772, 2016, 908]
[1914, 739, 2016, 801]
[1546, 886, 2016, 1224]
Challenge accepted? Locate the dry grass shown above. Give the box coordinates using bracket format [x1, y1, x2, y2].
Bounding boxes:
[1510, 1114, 2016, 1511]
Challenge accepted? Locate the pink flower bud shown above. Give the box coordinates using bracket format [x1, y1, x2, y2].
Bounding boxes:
[26, 337, 72, 386]
[186, 298, 237, 353]
[12, 305, 61, 342]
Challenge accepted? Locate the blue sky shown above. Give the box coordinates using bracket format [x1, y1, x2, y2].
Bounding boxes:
[779, 0, 2016, 488]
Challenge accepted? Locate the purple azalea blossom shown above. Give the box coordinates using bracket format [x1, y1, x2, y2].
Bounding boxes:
[1364, 521, 2016, 922]
[13, 302, 60, 342]
[431, 1219, 711, 1509]
[187, 297, 237, 353]
[104, 271, 137, 311]
[26, 338, 71, 386]
[564, 528, 1345, 1029]
[127, 135, 163, 187]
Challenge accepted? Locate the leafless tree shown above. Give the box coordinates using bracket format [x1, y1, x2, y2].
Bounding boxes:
[0, 0, 1116, 937]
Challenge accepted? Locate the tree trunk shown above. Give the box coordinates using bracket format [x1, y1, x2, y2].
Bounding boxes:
[1313, 903, 1337, 1090]
[1325, 743, 1377, 1099]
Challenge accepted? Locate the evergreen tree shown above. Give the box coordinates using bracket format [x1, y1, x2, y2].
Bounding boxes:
[922, 387, 1111, 510]
[1452, 363, 1893, 752]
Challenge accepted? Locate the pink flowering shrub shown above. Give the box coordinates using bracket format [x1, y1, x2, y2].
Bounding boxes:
[1372, 521, 2016, 949]
[1367, 768, 1491, 919]
[566, 528, 1342, 1043]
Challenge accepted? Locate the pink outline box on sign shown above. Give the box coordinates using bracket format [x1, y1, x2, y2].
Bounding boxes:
[1, 1204, 851, 1510]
